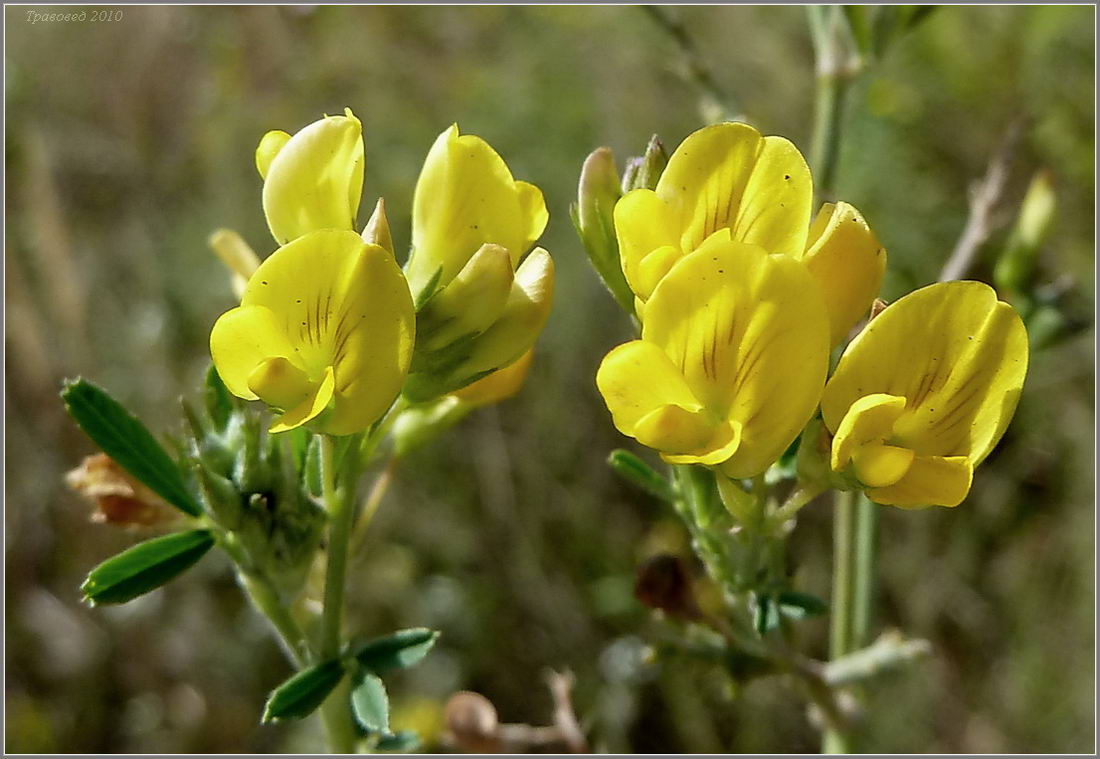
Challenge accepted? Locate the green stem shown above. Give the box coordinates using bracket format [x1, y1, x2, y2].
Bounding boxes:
[807, 5, 858, 202]
[240, 572, 309, 667]
[823, 491, 879, 753]
[823, 489, 857, 753]
[809, 70, 850, 202]
[318, 434, 357, 754]
[851, 494, 878, 649]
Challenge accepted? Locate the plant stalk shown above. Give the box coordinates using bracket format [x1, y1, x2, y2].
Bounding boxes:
[318, 434, 357, 754]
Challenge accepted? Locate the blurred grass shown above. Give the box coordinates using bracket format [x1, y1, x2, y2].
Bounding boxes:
[5, 5, 1094, 753]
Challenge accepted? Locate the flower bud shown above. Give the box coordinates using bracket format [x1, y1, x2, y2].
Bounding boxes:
[404, 250, 553, 402]
[261, 109, 364, 245]
[994, 170, 1056, 299]
[573, 148, 632, 312]
[636, 134, 668, 191]
[416, 244, 514, 352]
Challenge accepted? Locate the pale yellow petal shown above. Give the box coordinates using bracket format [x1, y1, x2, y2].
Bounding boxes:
[271, 366, 336, 434]
[642, 237, 830, 478]
[613, 188, 679, 299]
[655, 124, 811, 256]
[802, 201, 886, 345]
[242, 230, 414, 435]
[209, 305, 300, 401]
[596, 340, 703, 436]
[416, 243, 514, 351]
[408, 125, 531, 297]
[262, 111, 364, 244]
[823, 281, 1028, 463]
[247, 356, 313, 410]
[866, 455, 973, 508]
[851, 443, 915, 488]
[830, 392, 908, 470]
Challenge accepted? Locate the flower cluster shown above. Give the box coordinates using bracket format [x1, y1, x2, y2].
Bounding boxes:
[591, 123, 1027, 508]
[209, 110, 553, 435]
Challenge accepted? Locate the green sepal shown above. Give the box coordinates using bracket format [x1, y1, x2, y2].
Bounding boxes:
[204, 364, 234, 432]
[262, 658, 345, 723]
[81, 529, 215, 605]
[347, 628, 439, 673]
[61, 378, 203, 517]
[607, 449, 676, 503]
[349, 671, 390, 735]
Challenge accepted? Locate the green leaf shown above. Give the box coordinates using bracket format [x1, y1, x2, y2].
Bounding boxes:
[62, 378, 203, 516]
[349, 628, 439, 672]
[262, 659, 345, 722]
[377, 730, 421, 752]
[607, 449, 676, 503]
[350, 672, 389, 735]
[204, 364, 233, 432]
[777, 591, 828, 620]
[81, 529, 215, 605]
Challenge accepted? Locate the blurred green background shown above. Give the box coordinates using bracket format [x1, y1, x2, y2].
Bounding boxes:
[5, 5, 1094, 753]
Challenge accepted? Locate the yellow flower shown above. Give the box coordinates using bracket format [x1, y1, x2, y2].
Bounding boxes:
[405, 124, 548, 301]
[596, 234, 830, 478]
[257, 109, 365, 245]
[614, 123, 884, 340]
[402, 125, 553, 400]
[821, 281, 1028, 508]
[210, 230, 414, 435]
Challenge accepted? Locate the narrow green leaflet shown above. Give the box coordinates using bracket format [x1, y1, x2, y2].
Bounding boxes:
[262, 659, 345, 722]
[349, 628, 439, 672]
[350, 672, 390, 735]
[81, 529, 215, 605]
[62, 378, 203, 516]
[607, 449, 677, 503]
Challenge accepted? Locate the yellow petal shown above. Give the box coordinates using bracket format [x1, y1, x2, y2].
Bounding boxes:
[515, 180, 550, 251]
[247, 356, 313, 410]
[801, 202, 887, 345]
[655, 123, 812, 257]
[255, 130, 291, 180]
[660, 417, 743, 466]
[271, 366, 336, 434]
[596, 340, 704, 437]
[408, 124, 540, 297]
[823, 281, 1028, 464]
[242, 230, 414, 436]
[451, 349, 534, 407]
[866, 455, 973, 508]
[262, 110, 364, 244]
[851, 443, 915, 488]
[416, 243, 514, 351]
[613, 189, 679, 299]
[636, 245, 682, 299]
[831, 392, 908, 470]
[642, 237, 830, 479]
[210, 305, 299, 401]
